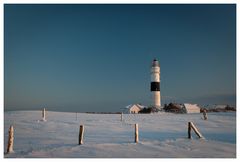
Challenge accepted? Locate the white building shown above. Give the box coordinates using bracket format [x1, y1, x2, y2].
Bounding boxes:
[182, 103, 201, 113]
[125, 104, 145, 114]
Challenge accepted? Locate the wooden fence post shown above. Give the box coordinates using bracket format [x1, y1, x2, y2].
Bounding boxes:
[190, 122, 203, 138]
[79, 125, 84, 145]
[135, 123, 139, 143]
[203, 110, 208, 120]
[76, 112, 78, 121]
[42, 108, 46, 121]
[7, 125, 14, 153]
[121, 112, 123, 122]
[188, 122, 191, 139]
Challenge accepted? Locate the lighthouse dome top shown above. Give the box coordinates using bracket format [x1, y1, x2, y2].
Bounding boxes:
[152, 59, 159, 67]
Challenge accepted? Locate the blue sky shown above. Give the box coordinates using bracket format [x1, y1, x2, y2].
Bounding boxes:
[4, 4, 236, 112]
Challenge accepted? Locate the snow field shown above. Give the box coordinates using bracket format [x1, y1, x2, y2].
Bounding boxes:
[4, 111, 236, 158]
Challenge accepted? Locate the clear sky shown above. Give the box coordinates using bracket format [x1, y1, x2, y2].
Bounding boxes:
[4, 4, 236, 112]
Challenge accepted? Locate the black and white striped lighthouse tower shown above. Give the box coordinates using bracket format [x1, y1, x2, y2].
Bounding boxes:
[150, 59, 161, 109]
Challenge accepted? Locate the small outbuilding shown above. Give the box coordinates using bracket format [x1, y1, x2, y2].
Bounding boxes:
[125, 104, 145, 114]
[182, 103, 201, 113]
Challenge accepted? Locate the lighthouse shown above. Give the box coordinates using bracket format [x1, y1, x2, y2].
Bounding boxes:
[150, 59, 161, 109]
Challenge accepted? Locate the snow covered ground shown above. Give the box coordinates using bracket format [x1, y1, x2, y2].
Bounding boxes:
[4, 111, 236, 158]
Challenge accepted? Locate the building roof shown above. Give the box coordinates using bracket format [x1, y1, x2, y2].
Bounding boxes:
[183, 103, 200, 113]
[125, 104, 145, 109]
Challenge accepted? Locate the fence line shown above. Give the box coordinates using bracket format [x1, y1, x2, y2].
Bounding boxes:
[78, 123, 138, 144]
[6, 114, 209, 153]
